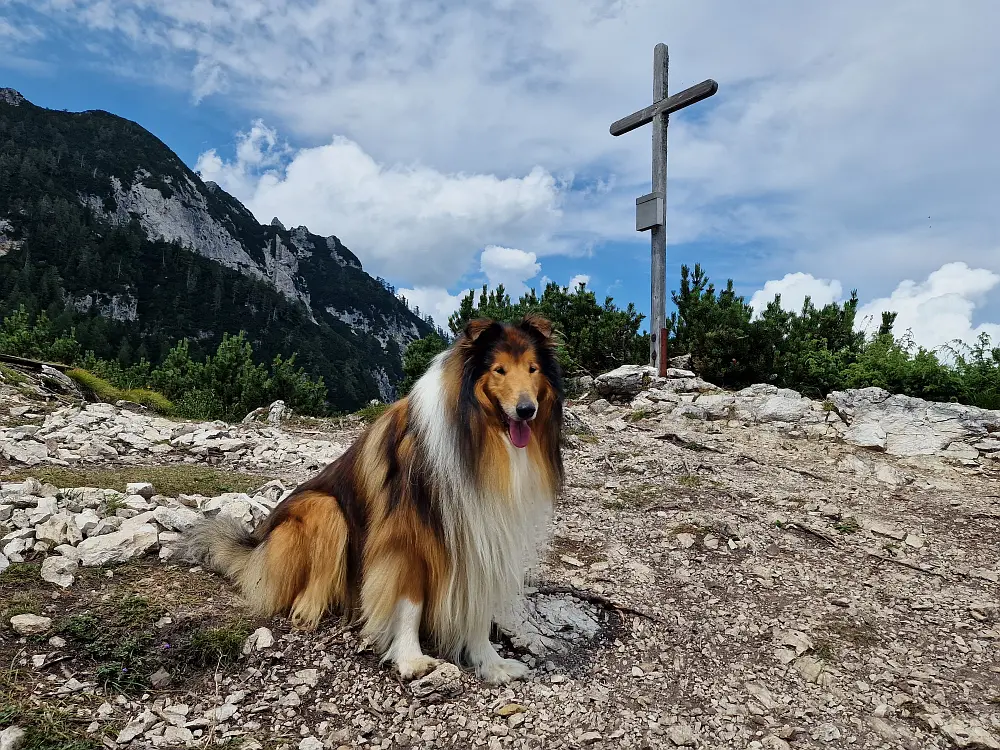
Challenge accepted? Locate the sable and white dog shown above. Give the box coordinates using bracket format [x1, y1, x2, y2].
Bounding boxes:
[186, 315, 563, 683]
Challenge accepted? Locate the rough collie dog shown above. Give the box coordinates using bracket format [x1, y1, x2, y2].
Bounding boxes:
[186, 315, 563, 684]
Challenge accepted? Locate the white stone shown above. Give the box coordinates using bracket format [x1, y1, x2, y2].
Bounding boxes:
[594, 364, 656, 399]
[73, 509, 100, 536]
[40, 555, 78, 588]
[162, 726, 194, 746]
[76, 523, 159, 566]
[243, 627, 275, 653]
[116, 710, 156, 744]
[0, 726, 26, 750]
[25, 497, 58, 525]
[10, 614, 52, 635]
[153, 505, 202, 532]
[89, 517, 123, 536]
[753, 394, 812, 423]
[125, 482, 155, 499]
[844, 422, 887, 450]
[34, 513, 83, 546]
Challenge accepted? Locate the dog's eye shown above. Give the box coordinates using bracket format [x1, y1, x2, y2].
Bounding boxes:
[495, 367, 506, 375]
[529, 366, 538, 373]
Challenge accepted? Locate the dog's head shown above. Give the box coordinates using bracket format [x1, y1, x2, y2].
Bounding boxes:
[457, 315, 562, 449]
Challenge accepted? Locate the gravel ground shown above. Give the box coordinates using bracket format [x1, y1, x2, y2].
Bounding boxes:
[1, 381, 999, 749]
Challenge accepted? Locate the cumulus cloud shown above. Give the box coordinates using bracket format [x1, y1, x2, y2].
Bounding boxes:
[195, 126, 562, 287]
[856, 262, 1000, 353]
[395, 286, 470, 330]
[752, 262, 1000, 353]
[568, 274, 591, 290]
[749, 273, 843, 315]
[479, 246, 542, 297]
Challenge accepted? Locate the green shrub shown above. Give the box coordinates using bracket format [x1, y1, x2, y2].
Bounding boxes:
[398, 331, 449, 396]
[2, 305, 328, 421]
[356, 401, 390, 423]
[445, 280, 648, 377]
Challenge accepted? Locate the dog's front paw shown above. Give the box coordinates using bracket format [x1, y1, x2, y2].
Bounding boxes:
[397, 655, 444, 680]
[477, 657, 530, 685]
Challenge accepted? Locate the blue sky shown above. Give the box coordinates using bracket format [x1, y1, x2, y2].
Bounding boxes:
[3, 1, 1000, 351]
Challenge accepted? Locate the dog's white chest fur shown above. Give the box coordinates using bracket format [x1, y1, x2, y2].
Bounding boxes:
[409, 354, 554, 660]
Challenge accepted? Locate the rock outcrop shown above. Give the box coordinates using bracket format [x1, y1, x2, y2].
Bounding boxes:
[592, 365, 1000, 463]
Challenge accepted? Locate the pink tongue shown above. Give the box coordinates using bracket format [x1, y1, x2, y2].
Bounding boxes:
[508, 419, 531, 448]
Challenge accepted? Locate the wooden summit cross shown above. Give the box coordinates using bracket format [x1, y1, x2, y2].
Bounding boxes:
[610, 43, 718, 376]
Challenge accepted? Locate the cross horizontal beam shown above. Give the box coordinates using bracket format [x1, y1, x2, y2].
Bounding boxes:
[609, 78, 718, 137]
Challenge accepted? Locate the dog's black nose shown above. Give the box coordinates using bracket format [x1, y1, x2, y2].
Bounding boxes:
[516, 402, 536, 420]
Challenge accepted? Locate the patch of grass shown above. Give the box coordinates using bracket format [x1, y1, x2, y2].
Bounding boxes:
[0, 562, 41, 585]
[3, 590, 41, 619]
[625, 408, 654, 423]
[0, 363, 28, 385]
[605, 482, 661, 510]
[120, 388, 174, 413]
[821, 400, 835, 412]
[16, 384, 45, 401]
[834, 516, 861, 534]
[10, 465, 273, 498]
[824, 615, 880, 649]
[176, 620, 252, 668]
[812, 639, 837, 663]
[55, 595, 166, 694]
[673, 521, 707, 536]
[677, 474, 702, 488]
[0, 694, 99, 750]
[65, 369, 174, 415]
[6, 414, 44, 428]
[355, 401, 390, 424]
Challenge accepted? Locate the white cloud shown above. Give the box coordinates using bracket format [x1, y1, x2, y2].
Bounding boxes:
[195, 126, 562, 288]
[395, 286, 470, 331]
[479, 246, 541, 297]
[752, 262, 1000, 353]
[568, 274, 591, 290]
[857, 262, 1000, 353]
[750, 273, 843, 315]
[13, 0, 1000, 316]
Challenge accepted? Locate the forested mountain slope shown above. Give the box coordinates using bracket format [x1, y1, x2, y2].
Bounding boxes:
[0, 87, 432, 411]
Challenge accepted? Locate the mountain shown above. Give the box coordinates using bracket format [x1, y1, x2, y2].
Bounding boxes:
[0, 88, 433, 412]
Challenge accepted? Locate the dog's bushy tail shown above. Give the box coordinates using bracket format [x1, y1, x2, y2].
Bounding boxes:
[184, 515, 296, 616]
[184, 514, 259, 581]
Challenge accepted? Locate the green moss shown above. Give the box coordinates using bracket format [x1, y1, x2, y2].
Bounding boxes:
[55, 595, 165, 694]
[0, 363, 27, 385]
[677, 474, 702, 488]
[177, 621, 252, 668]
[834, 516, 861, 534]
[66, 369, 174, 415]
[2, 590, 41, 619]
[625, 408, 654, 423]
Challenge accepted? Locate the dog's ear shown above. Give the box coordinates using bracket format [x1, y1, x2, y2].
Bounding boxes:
[464, 318, 500, 342]
[520, 314, 554, 339]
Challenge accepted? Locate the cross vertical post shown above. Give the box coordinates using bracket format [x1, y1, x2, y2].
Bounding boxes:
[610, 45, 718, 376]
[650, 43, 668, 375]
